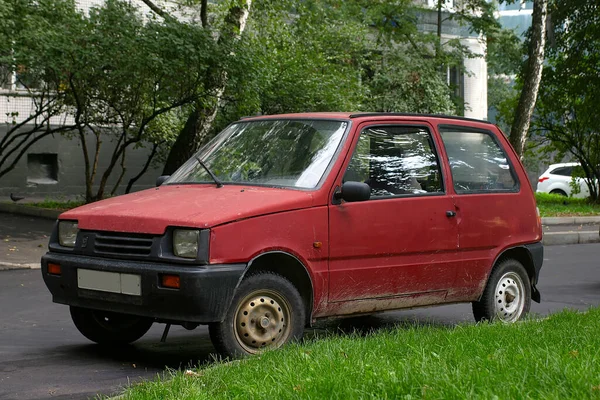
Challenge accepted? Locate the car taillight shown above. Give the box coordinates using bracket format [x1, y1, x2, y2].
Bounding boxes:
[538, 177, 549, 182]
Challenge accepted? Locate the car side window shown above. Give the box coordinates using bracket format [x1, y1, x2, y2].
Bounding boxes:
[550, 167, 572, 177]
[439, 126, 518, 193]
[343, 126, 443, 198]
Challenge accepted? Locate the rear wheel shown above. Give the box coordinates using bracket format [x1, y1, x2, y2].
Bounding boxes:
[70, 307, 153, 345]
[550, 189, 567, 197]
[472, 258, 531, 323]
[209, 272, 305, 358]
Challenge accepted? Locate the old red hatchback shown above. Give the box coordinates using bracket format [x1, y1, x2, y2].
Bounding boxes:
[42, 113, 543, 357]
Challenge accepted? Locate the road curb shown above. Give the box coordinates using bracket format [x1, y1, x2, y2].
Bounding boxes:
[542, 216, 600, 225]
[0, 202, 61, 219]
[543, 231, 600, 246]
[0, 262, 40, 271]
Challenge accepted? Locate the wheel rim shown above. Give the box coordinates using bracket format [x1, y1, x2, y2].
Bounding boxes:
[234, 289, 292, 354]
[494, 272, 525, 322]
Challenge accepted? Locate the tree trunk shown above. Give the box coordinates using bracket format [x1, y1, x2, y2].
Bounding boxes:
[161, 0, 253, 175]
[509, 0, 548, 158]
[126, 142, 160, 193]
[162, 108, 200, 175]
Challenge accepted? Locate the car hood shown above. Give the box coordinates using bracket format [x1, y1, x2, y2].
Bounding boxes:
[60, 185, 317, 234]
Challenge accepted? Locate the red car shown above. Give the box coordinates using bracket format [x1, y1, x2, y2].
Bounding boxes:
[42, 113, 543, 357]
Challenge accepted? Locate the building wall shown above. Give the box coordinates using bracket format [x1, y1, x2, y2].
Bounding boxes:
[462, 39, 488, 120]
[417, 7, 488, 120]
[0, 124, 163, 199]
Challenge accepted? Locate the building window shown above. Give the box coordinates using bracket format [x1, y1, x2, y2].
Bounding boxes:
[27, 153, 58, 185]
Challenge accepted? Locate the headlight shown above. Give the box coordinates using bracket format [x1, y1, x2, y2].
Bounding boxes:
[58, 221, 78, 247]
[173, 229, 199, 258]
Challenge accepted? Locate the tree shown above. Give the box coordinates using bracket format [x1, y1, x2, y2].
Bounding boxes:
[486, 26, 522, 133]
[509, 0, 548, 158]
[159, 0, 495, 174]
[0, 0, 77, 179]
[3, 0, 215, 202]
[153, 0, 253, 175]
[532, 0, 600, 202]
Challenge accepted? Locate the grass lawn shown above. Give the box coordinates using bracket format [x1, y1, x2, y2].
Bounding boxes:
[27, 199, 85, 210]
[119, 308, 600, 399]
[536, 193, 600, 217]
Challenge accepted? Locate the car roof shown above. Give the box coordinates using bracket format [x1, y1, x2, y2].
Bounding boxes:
[239, 112, 494, 126]
[548, 162, 580, 169]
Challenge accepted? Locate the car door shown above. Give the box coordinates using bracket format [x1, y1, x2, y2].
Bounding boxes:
[327, 123, 461, 309]
[437, 125, 533, 300]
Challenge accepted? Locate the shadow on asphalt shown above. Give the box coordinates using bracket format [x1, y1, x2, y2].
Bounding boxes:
[307, 313, 456, 340]
[0, 212, 55, 240]
[61, 338, 217, 371]
[56, 314, 458, 372]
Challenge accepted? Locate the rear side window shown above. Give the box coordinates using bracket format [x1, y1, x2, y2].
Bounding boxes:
[550, 167, 573, 176]
[343, 126, 444, 197]
[439, 126, 518, 193]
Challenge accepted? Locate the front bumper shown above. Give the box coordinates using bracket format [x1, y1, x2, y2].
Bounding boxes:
[41, 252, 246, 323]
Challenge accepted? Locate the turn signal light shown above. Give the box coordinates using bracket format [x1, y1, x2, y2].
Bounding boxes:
[48, 263, 61, 275]
[161, 274, 180, 289]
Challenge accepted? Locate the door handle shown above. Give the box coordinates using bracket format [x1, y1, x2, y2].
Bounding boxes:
[446, 210, 457, 217]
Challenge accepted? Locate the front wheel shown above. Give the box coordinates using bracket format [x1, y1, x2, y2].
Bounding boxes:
[70, 307, 153, 345]
[472, 258, 531, 323]
[209, 273, 305, 358]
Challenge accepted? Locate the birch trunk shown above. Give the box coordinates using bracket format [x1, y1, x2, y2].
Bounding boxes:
[509, 0, 548, 158]
[162, 0, 252, 175]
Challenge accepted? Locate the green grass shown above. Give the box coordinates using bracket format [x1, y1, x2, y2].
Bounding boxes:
[28, 199, 85, 210]
[119, 308, 600, 399]
[536, 192, 600, 217]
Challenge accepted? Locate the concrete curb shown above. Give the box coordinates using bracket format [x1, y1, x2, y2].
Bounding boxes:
[0, 262, 40, 271]
[543, 231, 600, 246]
[0, 202, 61, 219]
[542, 216, 600, 225]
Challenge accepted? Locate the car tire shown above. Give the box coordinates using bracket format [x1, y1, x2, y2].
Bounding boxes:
[472, 258, 531, 323]
[550, 189, 567, 197]
[70, 306, 153, 345]
[209, 272, 305, 358]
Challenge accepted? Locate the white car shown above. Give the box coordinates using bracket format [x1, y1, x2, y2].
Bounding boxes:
[537, 162, 590, 198]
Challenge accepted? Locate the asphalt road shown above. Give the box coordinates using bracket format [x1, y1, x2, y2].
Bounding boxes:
[1, 244, 599, 399]
[0, 213, 55, 266]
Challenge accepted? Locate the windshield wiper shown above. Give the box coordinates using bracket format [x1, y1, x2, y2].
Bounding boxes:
[195, 156, 223, 188]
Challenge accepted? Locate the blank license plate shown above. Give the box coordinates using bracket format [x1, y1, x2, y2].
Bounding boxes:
[77, 269, 141, 296]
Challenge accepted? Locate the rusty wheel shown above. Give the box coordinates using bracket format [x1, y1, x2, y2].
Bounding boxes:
[234, 290, 292, 354]
[209, 273, 305, 358]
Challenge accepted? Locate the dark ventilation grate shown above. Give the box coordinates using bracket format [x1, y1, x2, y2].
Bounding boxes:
[93, 232, 154, 257]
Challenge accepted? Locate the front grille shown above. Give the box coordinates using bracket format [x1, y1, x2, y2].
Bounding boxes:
[93, 232, 155, 257]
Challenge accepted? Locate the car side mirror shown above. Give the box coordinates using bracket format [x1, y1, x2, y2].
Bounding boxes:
[156, 175, 170, 187]
[334, 181, 371, 203]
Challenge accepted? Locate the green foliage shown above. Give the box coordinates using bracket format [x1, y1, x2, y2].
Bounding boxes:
[119, 308, 600, 399]
[486, 22, 524, 132]
[30, 199, 85, 210]
[533, 0, 600, 202]
[536, 192, 600, 216]
[2, 0, 217, 201]
[217, 0, 467, 129]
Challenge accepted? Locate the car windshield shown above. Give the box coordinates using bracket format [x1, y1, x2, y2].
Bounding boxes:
[166, 119, 348, 189]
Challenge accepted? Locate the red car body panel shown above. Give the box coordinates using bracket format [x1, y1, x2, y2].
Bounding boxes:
[54, 112, 543, 320]
[60, 185, 317, 234]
